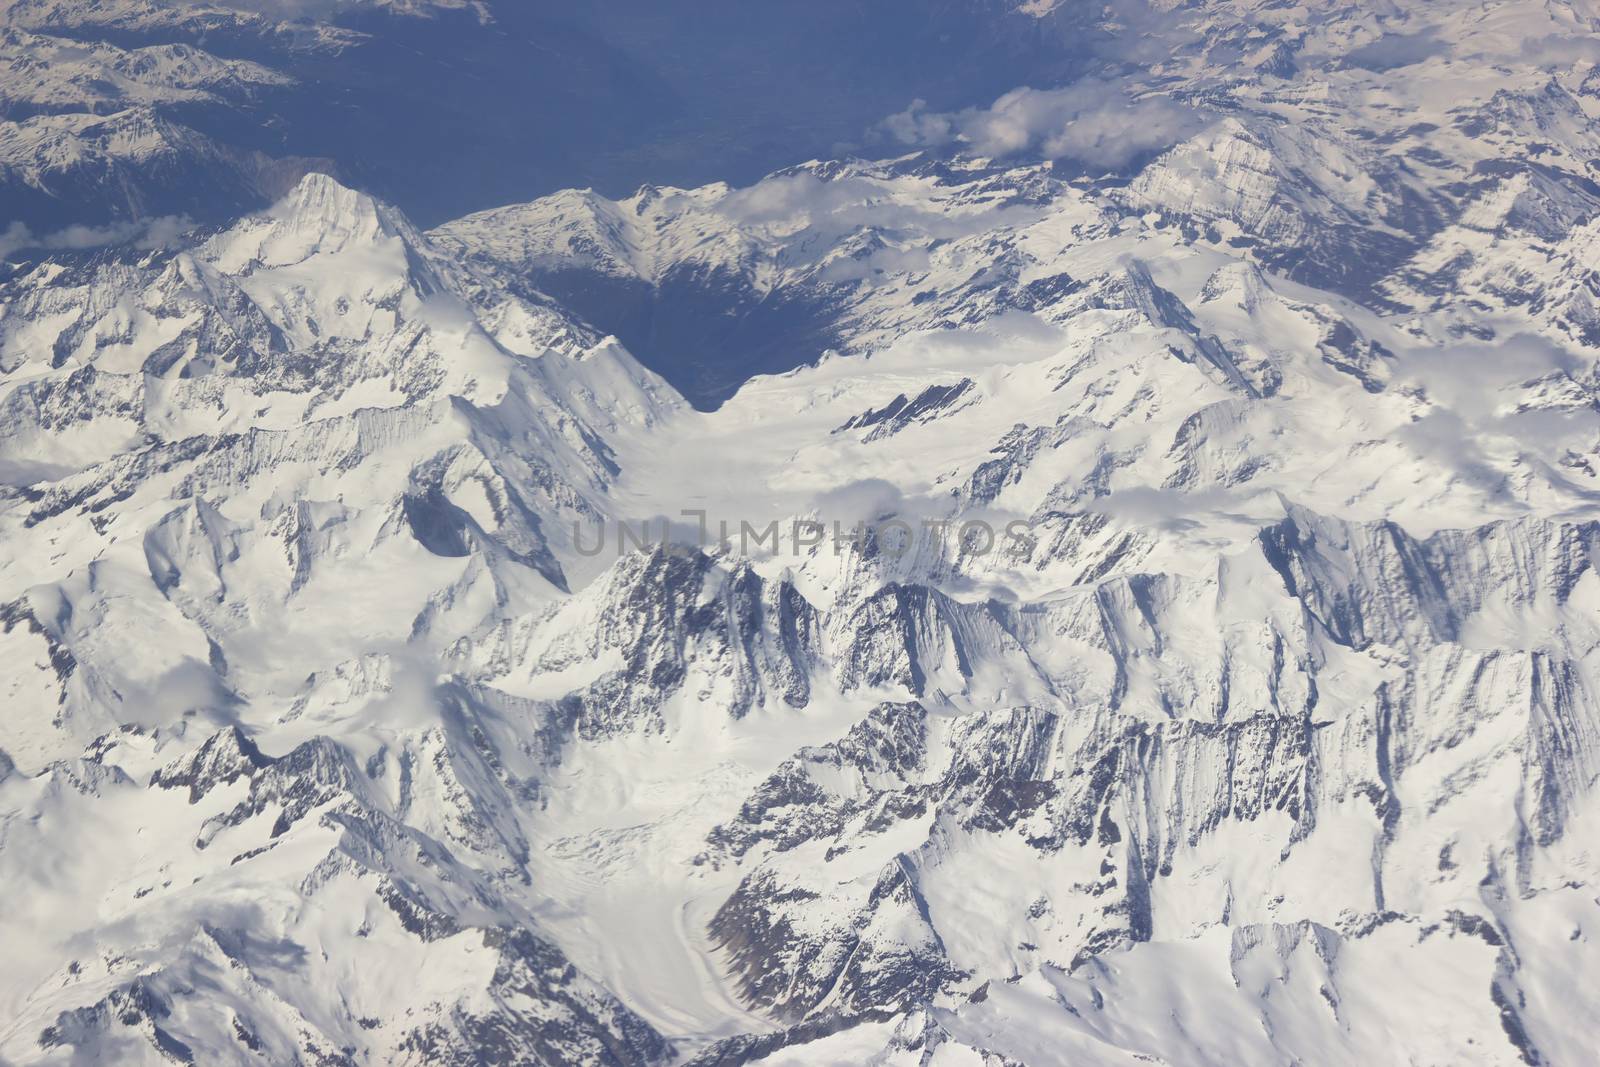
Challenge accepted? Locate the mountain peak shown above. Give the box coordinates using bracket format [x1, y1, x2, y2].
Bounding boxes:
[273, 169, 412, 237]
[201, 170, 423, 273]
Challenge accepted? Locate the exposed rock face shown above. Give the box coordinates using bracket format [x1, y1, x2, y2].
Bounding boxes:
[679, 506, 1600, 1044]
[459, 547, 822, 738]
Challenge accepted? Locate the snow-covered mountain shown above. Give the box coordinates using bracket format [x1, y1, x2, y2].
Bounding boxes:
[5, 1, 1600, 1064]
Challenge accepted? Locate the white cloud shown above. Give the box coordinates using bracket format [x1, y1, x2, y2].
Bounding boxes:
[1389, 334, 1600, 503]
[714, 172, 1047, 241]
[1511, 33, 1600, 68]
[718, 174, 884, 225]
[876, 79, 1207, 171]
[1341, 30, 1446, 72]
[0, 223, 32, 262]
[0, 215, 194, 261]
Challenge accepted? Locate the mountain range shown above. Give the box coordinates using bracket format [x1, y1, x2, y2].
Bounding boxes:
[4, 0, 1600, 1064]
